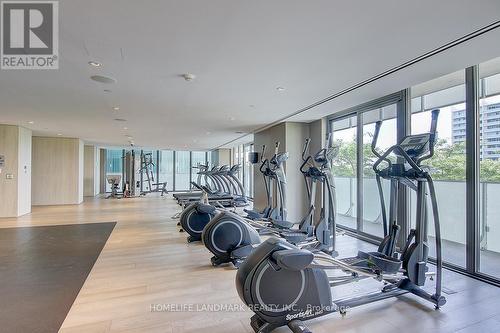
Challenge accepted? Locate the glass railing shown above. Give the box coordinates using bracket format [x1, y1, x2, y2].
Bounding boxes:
[335, 176, 500, 274]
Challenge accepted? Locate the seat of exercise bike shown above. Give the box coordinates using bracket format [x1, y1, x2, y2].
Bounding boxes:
[354, 251, 402, 274]
[272, 219, 296, 229]
[272, 249, 314, 271]
[196, 204, 216, 215]
[244, 209, 264, 220]
[280, 231, 308, 244]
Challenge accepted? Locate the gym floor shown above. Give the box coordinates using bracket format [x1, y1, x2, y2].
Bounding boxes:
[2, 195, 500, 333]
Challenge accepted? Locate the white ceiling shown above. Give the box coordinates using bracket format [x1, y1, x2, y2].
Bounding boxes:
[1, 0, 500, 150]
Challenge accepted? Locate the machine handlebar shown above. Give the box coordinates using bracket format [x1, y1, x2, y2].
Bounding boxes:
[371, 121, 382, 158]
[261, 144, 266, 162]
[326, 133, 332, 148]
[302, 138, 311, 161]
[417, 109, 440, 164]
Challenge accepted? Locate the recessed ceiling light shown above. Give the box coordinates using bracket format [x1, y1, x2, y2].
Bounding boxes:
[112, 106, 120, 111]
[229, 116, 236, 121]
[114, 118, 127, 122]
[90, 75, 117, 84]
[126, 135, 133, 139]
[276, 86, 285, 92]
[206, 131, 211, 135]
[88, 61, 102, 67]
[123, 127, 128, 130]
[28, 121, 34, 124]
[57, 133, 62, 136]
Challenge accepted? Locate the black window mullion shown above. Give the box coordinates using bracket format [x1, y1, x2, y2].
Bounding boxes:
[465, 65, 481, 274]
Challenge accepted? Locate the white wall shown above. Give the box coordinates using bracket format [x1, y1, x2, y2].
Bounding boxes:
[253, 123, 287, 214]
[217, 149, 231, 166]
[285, 122, 310, 221]
[251, 119, 333, 222]
[308, 119, 327, 221]
[32, 137, 84, 205]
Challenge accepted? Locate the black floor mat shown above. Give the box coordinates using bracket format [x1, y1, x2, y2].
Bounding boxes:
[0, 222, 116, 333]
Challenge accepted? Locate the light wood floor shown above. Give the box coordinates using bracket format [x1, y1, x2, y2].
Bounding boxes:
[2, 195, 500, 333]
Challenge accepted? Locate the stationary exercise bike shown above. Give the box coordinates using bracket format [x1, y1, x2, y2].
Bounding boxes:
[235, 110, 446, 333]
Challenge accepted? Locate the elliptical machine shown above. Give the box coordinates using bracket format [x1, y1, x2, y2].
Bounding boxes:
[202, 136, 339, 267]
[245, 144, 282, 221]
[235, 110, 446, 333]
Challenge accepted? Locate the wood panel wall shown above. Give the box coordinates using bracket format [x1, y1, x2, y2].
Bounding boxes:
[0, 125, 20, 217]
[0, 125, 32, 217]
[32, 137, 84, 205]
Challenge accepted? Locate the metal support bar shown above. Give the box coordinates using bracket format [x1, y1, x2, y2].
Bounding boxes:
[122, 149, 126, 190]
[397, 89, 411, 247]
[173, 151, 176, 191]
[156, 150, 160, 187]
[356, 114, 364, 232]
[465, 66, 480, 273]
[189, 151, 193, 189]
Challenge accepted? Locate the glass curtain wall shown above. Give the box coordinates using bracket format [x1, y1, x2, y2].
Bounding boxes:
[191, 152, 207, 187]
[175, 151, 191, 191]
[331, 116, 357, 230]
[411, 69, 466, 266]
[479, 56, 500, 278]
[103, 147, 254, 195]
[328, 55, 500, 285]
[330, 100, 398, 238]
[361, 105, 397, 238]
[243, 144, 254, 198]
[158, 150, 174, 191]
[139, 150, 158, 193]
[105, 149, 124, 192]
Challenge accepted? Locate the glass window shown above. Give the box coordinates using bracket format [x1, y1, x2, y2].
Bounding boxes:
[207, 150, 212, 167]
[191, 151, 207, 187]
[331, 115, 357, 230]
[159, 150, 174, 191]
[244, 144, 254, 197]
[139, 150, 157, 193]
[411, 70, 466, 267]
[479, 56, 500, 277]
[362, 105, 397, 238]
[238, 145, 244, 180]
[105, 149, 123, 192]
[175, 151, 190, 191]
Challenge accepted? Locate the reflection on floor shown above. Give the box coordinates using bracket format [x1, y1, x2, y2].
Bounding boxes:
[1, 196, 500, 332]
[0, 223, 115, 333]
